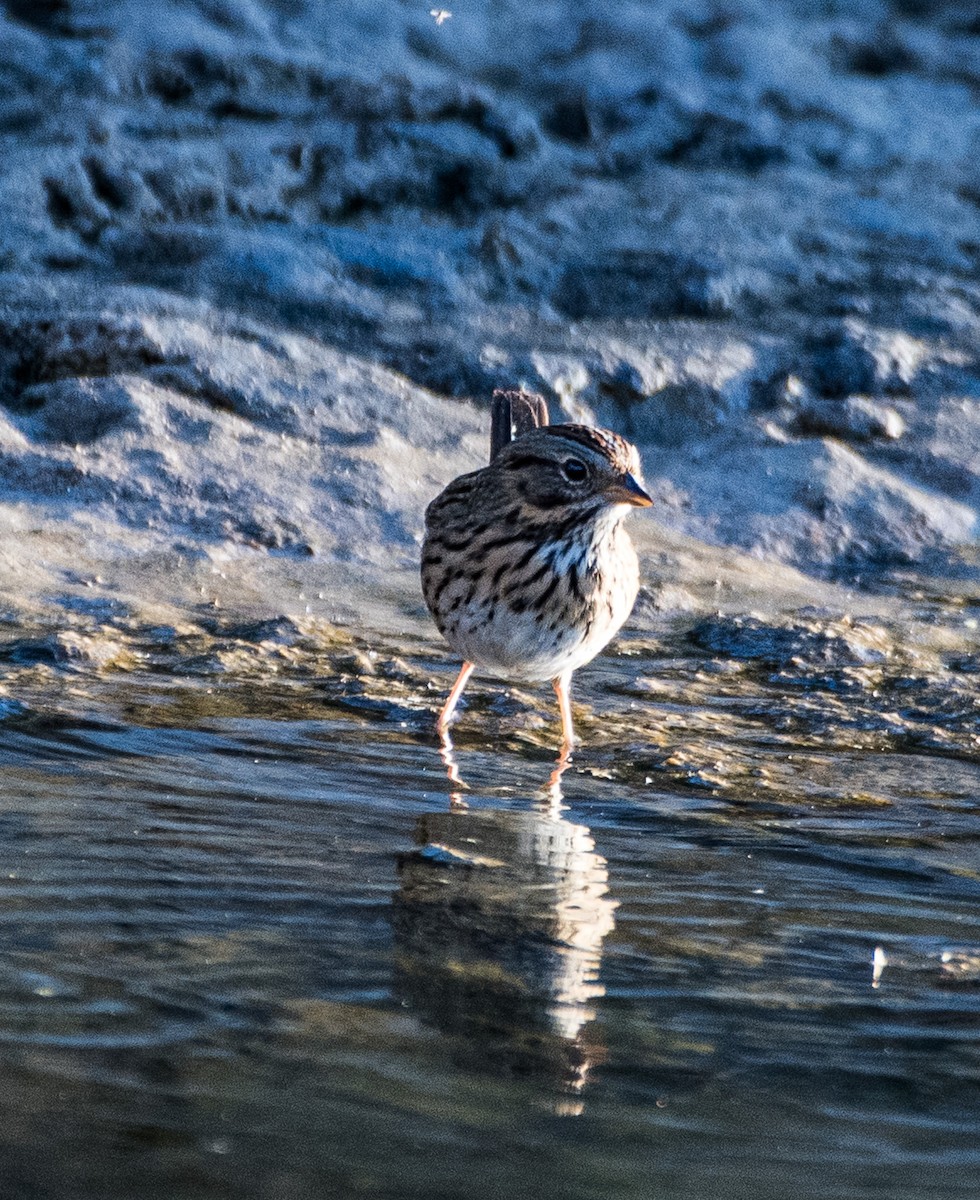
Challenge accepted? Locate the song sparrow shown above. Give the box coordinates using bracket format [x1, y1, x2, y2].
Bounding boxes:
[421, 390, 651, 750]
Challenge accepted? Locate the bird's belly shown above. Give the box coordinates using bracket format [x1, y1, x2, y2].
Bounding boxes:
[449, 606, 593, 682]
[443, 581, 635, 683]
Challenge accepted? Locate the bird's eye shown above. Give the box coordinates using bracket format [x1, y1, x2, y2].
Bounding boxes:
[561, 458, 588, 483]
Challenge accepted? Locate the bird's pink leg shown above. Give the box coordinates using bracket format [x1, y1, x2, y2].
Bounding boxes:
[552, 671, 576, 757]
[437, 661, 475, 734]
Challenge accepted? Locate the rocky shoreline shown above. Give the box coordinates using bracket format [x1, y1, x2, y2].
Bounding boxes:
[0, 1, 977, 631]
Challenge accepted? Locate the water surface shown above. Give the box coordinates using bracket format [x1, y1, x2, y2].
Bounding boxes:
[0, 616, 978, 1200]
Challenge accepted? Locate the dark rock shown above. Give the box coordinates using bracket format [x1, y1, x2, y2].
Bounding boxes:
[543, 95, 592, 145]
[791, 395, 907, 442]
[553, 252, 732, 320]
[15, 377, 139, 444]
[660, 111, 787, 171]
[805, 328, 879, 398]
[831, 30, 919, 78]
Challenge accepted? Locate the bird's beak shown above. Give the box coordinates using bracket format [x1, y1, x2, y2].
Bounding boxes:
[606, 472, 653, 507]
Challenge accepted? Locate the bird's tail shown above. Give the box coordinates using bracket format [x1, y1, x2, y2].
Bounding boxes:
[489, 388, 550, 462]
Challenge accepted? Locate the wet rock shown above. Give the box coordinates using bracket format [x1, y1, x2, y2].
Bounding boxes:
[542, 94, 592, 145]
[596, 359, 646, 405]
[689, 613, 894, 669]
[0, 629, 135, 671]
[333, 650, 377, 677]
[0, 315, 167, 400]
[632, 382, 738, 448]
[939, 951, 980, 984]
[215, 616, 310, 647]
[0, 696, 28, 720]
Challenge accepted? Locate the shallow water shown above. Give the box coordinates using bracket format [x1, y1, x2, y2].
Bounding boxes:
[1, 612, 979, 1200]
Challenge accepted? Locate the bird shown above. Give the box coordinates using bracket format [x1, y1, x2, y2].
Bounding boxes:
[421, 389, 651, 752]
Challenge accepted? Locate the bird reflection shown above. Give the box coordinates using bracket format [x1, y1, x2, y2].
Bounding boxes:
[438, 732, 571, 809]
[392, 739, 617, 1113]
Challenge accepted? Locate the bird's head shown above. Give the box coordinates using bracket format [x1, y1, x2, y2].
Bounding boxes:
[491, 424, 652, 517]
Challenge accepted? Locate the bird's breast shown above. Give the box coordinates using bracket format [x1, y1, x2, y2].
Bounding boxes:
[422, 524, 640, 682]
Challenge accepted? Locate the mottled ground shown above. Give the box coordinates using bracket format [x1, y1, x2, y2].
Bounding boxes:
[0, 0, 977, 638]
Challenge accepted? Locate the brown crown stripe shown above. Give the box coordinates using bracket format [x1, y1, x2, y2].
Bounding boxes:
[539, 424, 635, 472]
